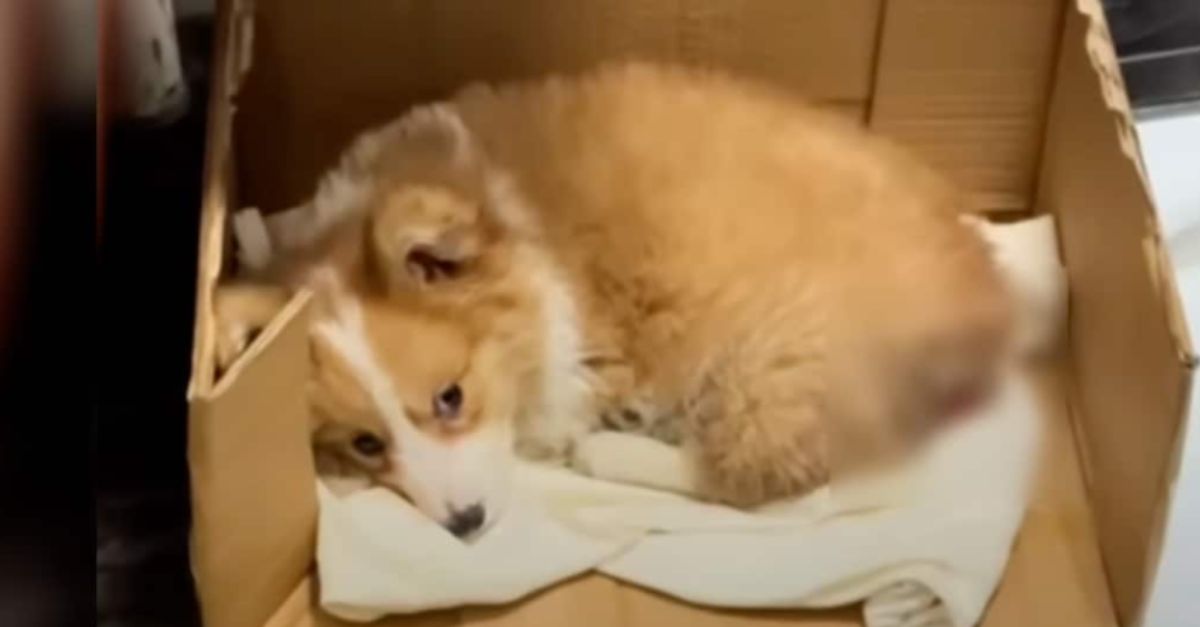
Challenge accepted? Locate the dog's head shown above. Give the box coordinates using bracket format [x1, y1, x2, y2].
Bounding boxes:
[306, 280, 541, 540]
[282, 105, 569, 539]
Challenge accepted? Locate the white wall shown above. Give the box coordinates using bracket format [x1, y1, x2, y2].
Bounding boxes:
[1138, 107, 1200, 627]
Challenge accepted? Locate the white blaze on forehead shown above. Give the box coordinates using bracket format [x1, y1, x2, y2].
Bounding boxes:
[308, 271, 411, 456]
[307, 268, 512, 525]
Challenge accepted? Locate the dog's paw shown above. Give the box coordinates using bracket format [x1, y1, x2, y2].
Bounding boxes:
[212, 284, 289, 375]
[515, 437, 571, 464]
[570, 431, 625, 478]
[315, 449, 375, 498]
[214, 321, 260, 374]
[516, 418, 592, 464]
[571, 432, 701, 496]
[596, 397, 684, 443]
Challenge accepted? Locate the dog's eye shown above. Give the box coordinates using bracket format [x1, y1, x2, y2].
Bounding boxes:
[433, 383, 464, 421]
[351, 432, 386, 457]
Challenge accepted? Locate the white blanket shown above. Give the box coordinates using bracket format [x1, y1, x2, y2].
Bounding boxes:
[317, 372, 1042, 627]
[231, 212, 1061, 627]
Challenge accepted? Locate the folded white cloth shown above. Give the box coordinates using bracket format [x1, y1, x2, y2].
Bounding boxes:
[317, 370, 1042, 627]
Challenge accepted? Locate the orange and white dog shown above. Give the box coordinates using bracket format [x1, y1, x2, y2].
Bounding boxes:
[217, 64, 1017, 538]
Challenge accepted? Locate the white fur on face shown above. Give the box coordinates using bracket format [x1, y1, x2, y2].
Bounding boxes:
[387, 419, 514, 529]
[309, 269, 514, 532]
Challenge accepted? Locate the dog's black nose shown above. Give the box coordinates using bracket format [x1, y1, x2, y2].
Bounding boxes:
[444, 504, 486, 538]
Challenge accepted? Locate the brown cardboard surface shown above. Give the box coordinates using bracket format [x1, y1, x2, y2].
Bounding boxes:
[190, 295, 320, 627]
[869, 0, 1064, 213]
[256, 370, 1115, 627]
[233, 0, 881, 214]
[980, 366, 1116, 627]
[192, 0, 261, 397]
[818, 103, 869, 126]
[1035, 1, 1195, 623]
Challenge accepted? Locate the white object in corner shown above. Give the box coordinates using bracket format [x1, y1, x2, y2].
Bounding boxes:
[968, 215, 1067, 355]
[231, 208, 273, 272]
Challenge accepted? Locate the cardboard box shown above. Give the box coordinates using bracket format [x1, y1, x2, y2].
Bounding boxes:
[186, 1, 1194, 625]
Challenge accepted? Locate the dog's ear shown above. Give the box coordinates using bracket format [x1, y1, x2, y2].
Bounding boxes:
[365, 104, 517, 292]
[369, 185, 495, 291]
[391, 104, 479, 170]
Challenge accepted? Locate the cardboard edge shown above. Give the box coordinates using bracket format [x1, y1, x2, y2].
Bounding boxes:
[188, 291, 318, 627]
[1062, 9, 1199, 618]
[1137, 368, 1196, 627]
[1143, 230, 1197, 366]
[1051, 0, 1200, 455]
[188, 0, 257, 400]
[263, 577, 318, 627]
[208, 290, 312, 398]
[1071, 0, 1195, 366]
[1037, 1, 1200, 622]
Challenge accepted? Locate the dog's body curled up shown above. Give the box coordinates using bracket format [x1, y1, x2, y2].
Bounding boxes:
[227, 63, 1013, 532]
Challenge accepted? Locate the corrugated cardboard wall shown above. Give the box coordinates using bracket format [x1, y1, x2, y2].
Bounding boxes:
[870, 0, 1064, 213]
[234, 0, 882, 214]
[1036, 1, 1194, 623]
[233, 0, 1066, 218]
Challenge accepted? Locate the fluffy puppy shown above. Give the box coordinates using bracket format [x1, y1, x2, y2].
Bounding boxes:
[221, 63, 1014, 519]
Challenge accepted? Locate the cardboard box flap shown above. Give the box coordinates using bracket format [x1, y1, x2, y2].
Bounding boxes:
[1036, 0, 1196, 623]
[234, 0, 881, 214]
[1067, 0, 1192, 361]
[189, 293, 319, 627]
[190, 0, 257, 399]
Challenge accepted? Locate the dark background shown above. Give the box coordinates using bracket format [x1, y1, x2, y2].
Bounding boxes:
[1105, 0, 1200, 109]
[94, 7, 214, 627]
